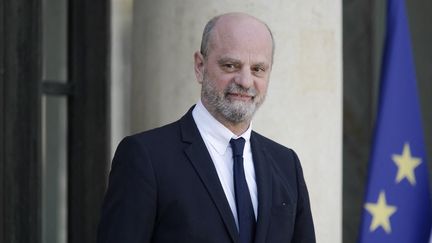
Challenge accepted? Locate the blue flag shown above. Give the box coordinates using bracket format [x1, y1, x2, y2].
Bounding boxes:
[358, 0, 432, 242]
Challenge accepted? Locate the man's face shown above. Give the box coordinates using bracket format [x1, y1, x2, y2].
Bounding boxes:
[195, 15, 273, 124]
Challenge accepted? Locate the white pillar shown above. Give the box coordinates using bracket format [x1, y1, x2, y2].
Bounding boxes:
[110, 0, 133, 156]
[131, 1, 342, 242]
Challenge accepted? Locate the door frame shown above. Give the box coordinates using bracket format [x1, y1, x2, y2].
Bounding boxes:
[0, 0, 110, 242]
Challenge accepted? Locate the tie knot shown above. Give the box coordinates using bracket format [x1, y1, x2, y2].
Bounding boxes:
[230, 137, 246, 157]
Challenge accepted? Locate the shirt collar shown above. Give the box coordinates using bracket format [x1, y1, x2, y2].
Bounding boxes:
[192, 100, 252, 155]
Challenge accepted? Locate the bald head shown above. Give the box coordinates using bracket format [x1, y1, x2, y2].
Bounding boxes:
[193, 12, 274, 132]
[199, 13, 275, 62]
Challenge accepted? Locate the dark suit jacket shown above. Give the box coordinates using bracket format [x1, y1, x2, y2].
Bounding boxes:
[98, 108, 315, 243]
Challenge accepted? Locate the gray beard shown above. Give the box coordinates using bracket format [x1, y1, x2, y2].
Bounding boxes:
[201, 75, 265, 124]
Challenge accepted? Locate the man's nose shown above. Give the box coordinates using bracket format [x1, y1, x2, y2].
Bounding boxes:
[234, 68, 253, 88]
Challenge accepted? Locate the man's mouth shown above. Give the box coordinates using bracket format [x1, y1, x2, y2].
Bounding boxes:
[227, 92, 254, 101]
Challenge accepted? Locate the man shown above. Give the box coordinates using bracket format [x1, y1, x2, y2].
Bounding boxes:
[98, 12, 315, 243]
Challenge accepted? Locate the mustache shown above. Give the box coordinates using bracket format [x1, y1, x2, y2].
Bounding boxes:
[225, 83, 257, 97]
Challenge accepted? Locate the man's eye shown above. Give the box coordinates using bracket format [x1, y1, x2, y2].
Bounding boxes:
[224, 64, 235, 69]
[252, 66, 265, 73]
[221, 63, 238, 72]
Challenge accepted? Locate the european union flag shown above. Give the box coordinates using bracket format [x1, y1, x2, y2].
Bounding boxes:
[358, 0, 432, 242]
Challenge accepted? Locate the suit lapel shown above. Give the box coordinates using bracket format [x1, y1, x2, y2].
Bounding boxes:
[180, 109, 239, 243]
[250, 132, 272, 243]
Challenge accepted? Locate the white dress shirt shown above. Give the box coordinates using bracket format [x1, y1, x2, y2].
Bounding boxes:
[192, 100, 258, 228]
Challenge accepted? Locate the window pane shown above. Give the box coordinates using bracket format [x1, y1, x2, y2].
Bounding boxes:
[42, 0, 68, 82]
[41, 96, 68, 243]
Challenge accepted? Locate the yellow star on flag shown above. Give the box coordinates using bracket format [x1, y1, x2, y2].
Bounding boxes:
[392, 142, 421, 185]
[364, 191, 397, 234]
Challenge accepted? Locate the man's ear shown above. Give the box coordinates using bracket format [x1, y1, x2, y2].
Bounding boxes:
[194, 51, 205, 84]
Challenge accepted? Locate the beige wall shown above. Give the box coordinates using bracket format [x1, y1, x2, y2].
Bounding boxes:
[112, 1, 342, 242]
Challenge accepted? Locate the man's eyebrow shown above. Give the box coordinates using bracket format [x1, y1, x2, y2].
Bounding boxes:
[217, 57, 241, 64]
[217, 57, 270, 68]
[252, 62, 267, 67]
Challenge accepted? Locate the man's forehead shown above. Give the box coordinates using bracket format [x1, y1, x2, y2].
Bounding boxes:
[201, 13, 274, 63]
[210, 30, 273, 61]
[209, 15, 272, 49]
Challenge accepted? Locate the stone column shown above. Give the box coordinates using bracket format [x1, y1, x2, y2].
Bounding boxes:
[111, 0, 133, 156]
[131, 1, 342, 242]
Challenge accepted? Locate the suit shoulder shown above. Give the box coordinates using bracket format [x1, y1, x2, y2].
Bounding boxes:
[112, 120, 179, 156]
[127, 120, 181, 143]
[252, 131, 295, 154]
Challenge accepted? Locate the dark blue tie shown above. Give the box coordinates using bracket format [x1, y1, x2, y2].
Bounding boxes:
[230, 138, 256, 243]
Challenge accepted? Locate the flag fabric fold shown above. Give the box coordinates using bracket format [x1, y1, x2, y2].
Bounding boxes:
[359, 0, 432, 242]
